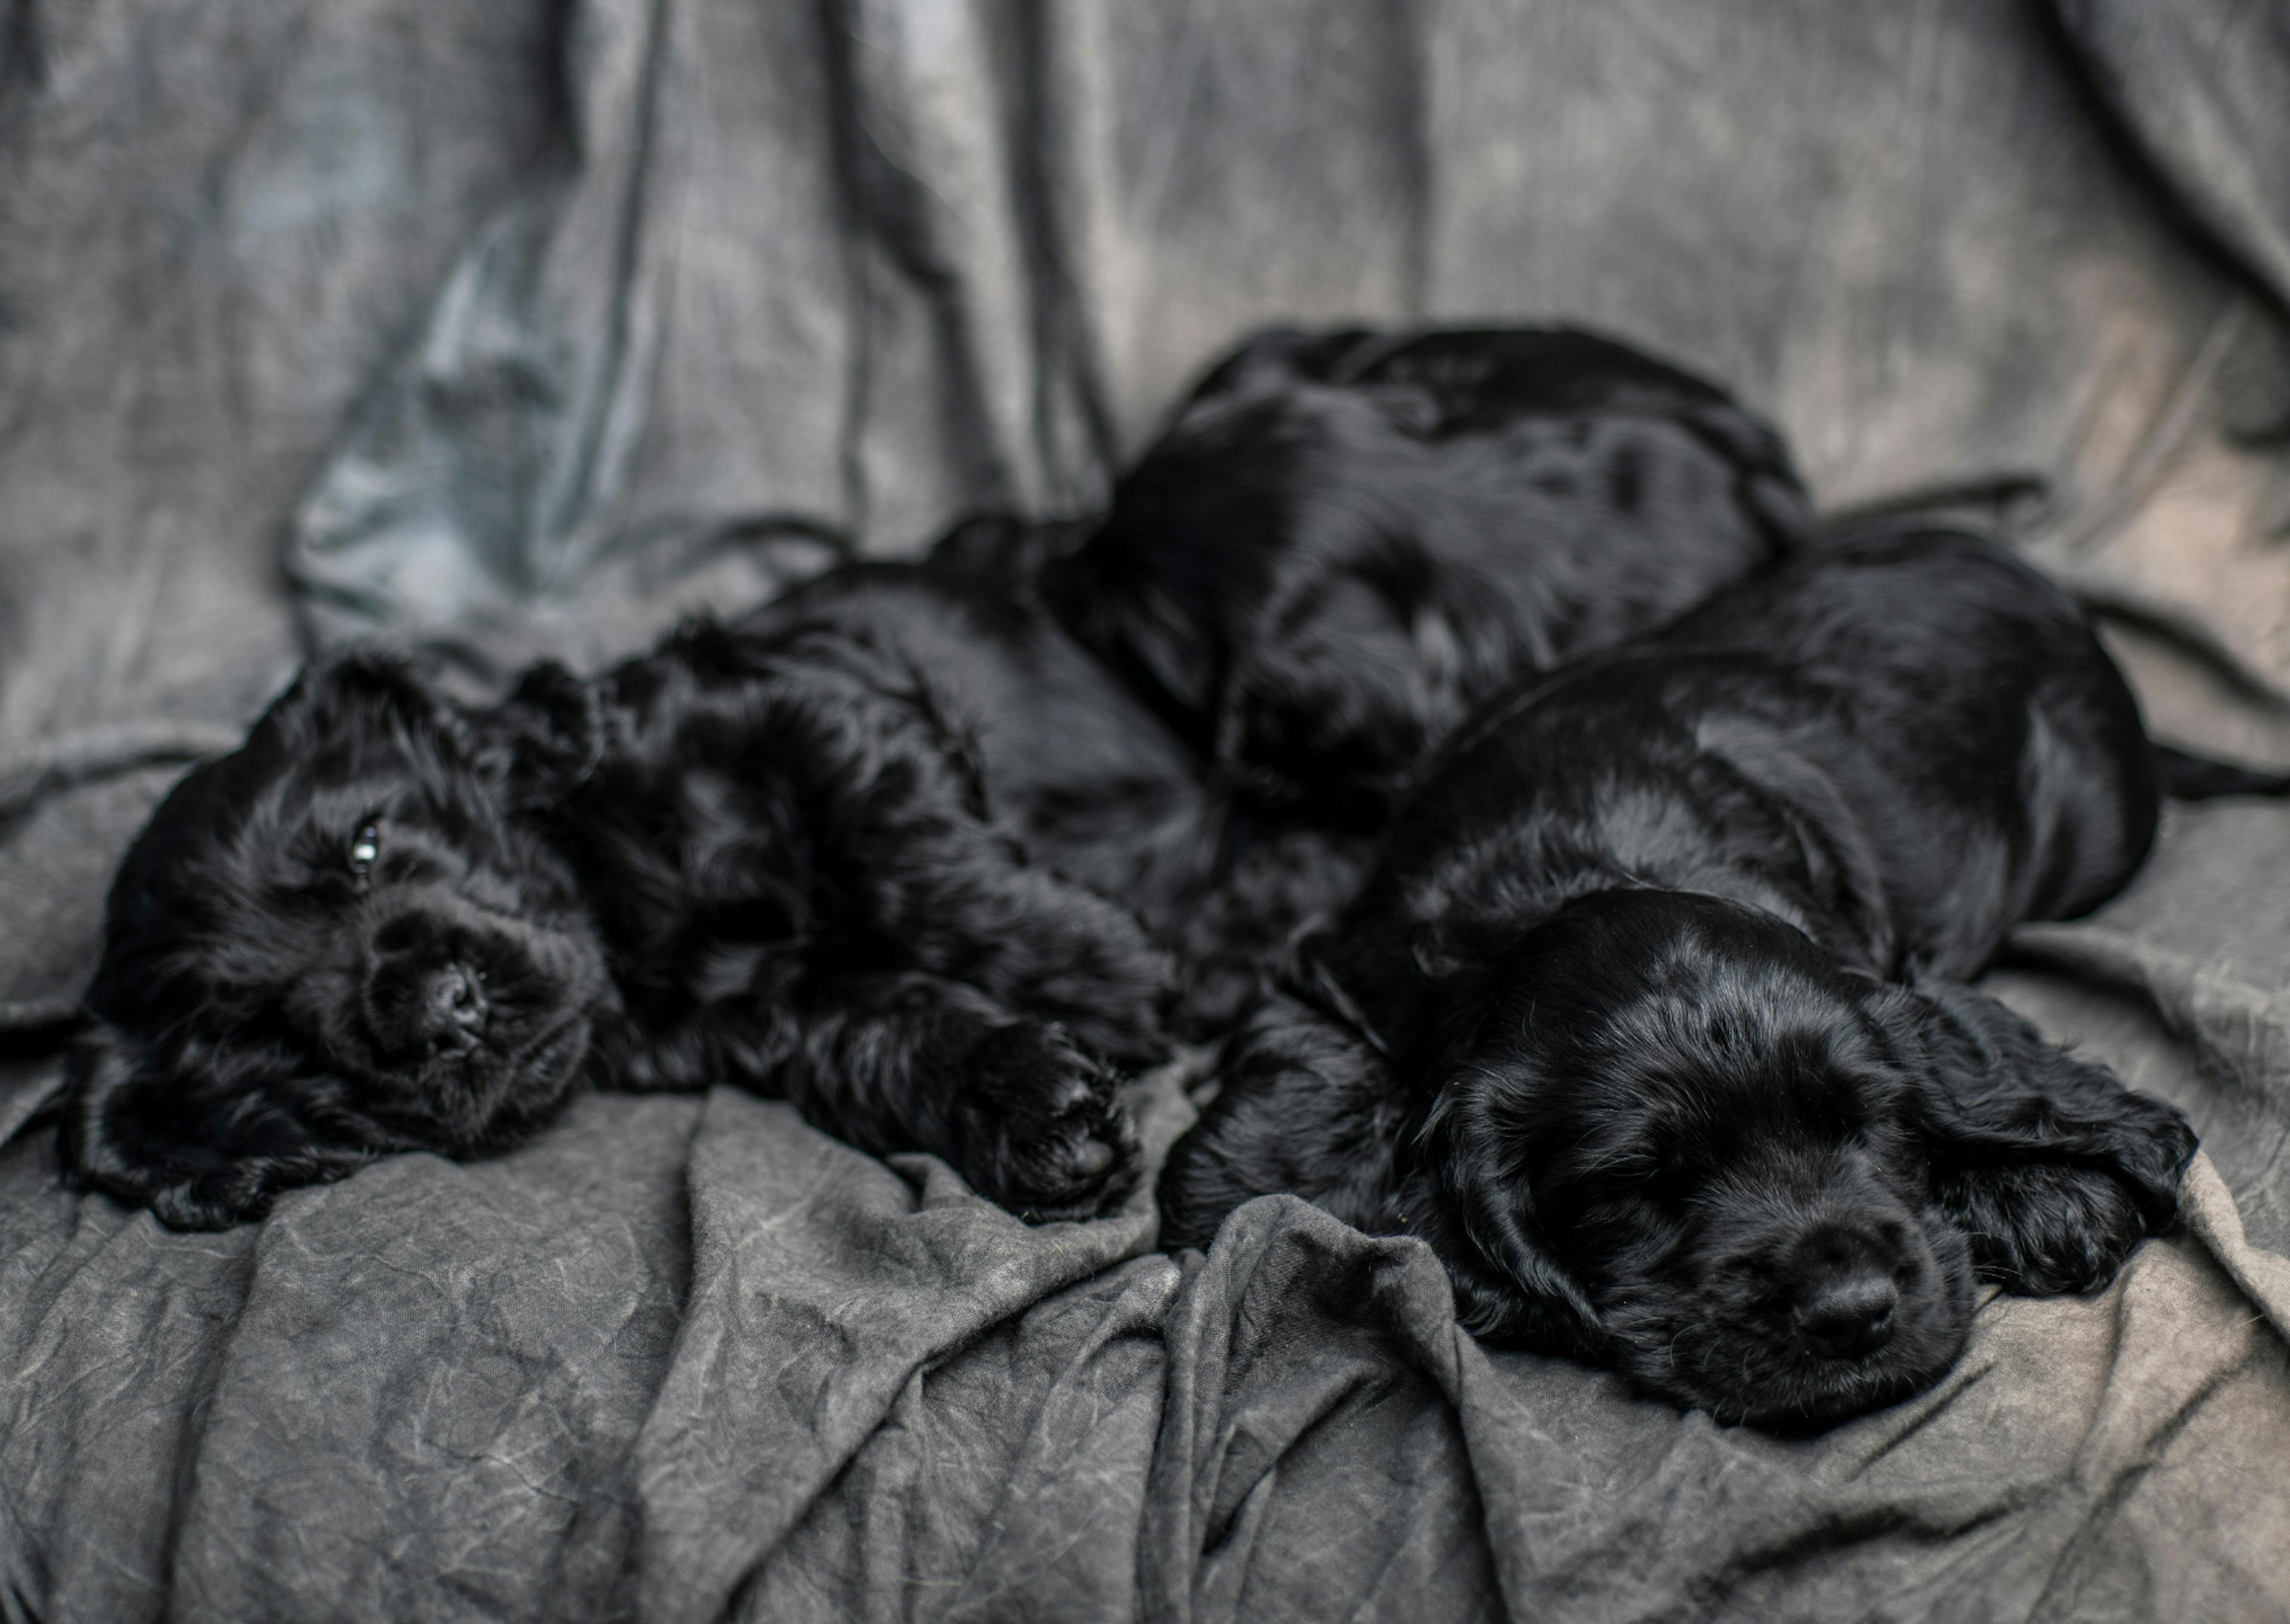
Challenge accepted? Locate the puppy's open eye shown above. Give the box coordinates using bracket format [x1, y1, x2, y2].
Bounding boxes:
[348, 824, 382, 876]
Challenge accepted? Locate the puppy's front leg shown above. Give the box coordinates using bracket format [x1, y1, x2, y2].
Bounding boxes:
[822, 820, 1173, 1220]
[1158, 988, 1406, 1247]
[909, 835, 1177, 1073]
[779, 974, 1140, 1221]
[614, 653, 1171, 1216]
[779, 654, 1178, 1071]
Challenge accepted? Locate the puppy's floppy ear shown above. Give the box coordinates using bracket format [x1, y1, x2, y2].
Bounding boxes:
[268, 647, 441, 742]
[1875, 980, 2196, 1295]
[484, 660, 606, 807]
[59, 1019, 372, 1231]
[266, 646, 511, 783]
[1402, 1085, 1610, 1358]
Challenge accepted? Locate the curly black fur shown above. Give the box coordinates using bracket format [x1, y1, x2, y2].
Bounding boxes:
[1050, 324, 1815, 1031]
[1162, 526, 2207, 1428]
[61, 538, 1208, 1230]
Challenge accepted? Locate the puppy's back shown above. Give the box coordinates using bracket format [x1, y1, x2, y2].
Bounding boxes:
[1652, 526, 2157, 943]
[1378, 528, 2158, 987]
[729, 556, 1218, 926]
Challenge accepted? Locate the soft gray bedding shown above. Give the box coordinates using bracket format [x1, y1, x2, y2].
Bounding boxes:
[4, 3, 2289, 1618]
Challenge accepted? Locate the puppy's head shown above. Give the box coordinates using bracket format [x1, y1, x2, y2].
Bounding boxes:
[1405, 889, 1976, 1427]
[1053, 374, 1460, 811]
[60, 651, 613, 1229]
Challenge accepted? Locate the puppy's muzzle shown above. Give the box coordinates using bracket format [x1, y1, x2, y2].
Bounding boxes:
[1788, 1240, 1900, 1359]
[364, 906, 524, 1065]
[367, 952, 493, 1062]
[1697, 1164, 1935, 1360]
[413, 963, 490, 1058]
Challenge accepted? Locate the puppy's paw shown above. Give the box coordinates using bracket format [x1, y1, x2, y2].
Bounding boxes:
[2091, 1093, 2201, 1228]
[146, 1175, 273, 1232]
[132, 1147, 370, 1232]
[954, 1024, 1142, 1222]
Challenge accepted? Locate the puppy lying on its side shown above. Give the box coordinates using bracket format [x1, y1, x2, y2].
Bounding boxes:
[1161, 525, 2271, 1427]
[62, 523, 1205, 1230]
[1050, 324, 1816, 1024]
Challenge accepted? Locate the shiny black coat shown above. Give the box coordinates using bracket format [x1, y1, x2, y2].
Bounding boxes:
[1162, 527, 2205, 1427]
[61, 535, 1195, 1229]
[1051, 324, 1816, 1029]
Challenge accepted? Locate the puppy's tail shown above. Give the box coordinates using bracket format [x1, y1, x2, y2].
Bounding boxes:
[2154, 743, 2290, 801]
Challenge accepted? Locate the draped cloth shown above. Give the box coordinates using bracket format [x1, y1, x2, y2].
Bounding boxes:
[4, 3, 2290, 1617]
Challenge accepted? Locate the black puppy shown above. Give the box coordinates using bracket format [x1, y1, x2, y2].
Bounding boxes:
[1050, 324, 1815, 1027]
[1053, 323, 1814, 820]
[62, 528, 1203, 1230]
[1162, 526, 2263, 1427]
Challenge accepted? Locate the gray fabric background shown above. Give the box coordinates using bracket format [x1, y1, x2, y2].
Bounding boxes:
[4, 2, 2290, 1619]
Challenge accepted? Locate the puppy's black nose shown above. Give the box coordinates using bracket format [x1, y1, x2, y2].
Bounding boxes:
[416, 964, 490, 1056]
[1794, 1269, 1898, 1359]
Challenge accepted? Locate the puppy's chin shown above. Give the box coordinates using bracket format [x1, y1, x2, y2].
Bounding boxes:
[360, 1013, 598, 1155]
[1602, 1210, 1976, 1430]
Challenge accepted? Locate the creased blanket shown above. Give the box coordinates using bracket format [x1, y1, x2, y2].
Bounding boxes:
[4, 2, 2290, 1619]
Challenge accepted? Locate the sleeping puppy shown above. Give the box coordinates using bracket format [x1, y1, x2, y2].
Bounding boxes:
[1049, 324, 1814, 1028]
[61, 525, 1205, 1230]
[1161, 525, 2255, 1427]
[1051, 323, 1814, 821]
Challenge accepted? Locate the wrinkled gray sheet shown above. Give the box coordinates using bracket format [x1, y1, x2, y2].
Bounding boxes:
[6, 2, 2290, 1619]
